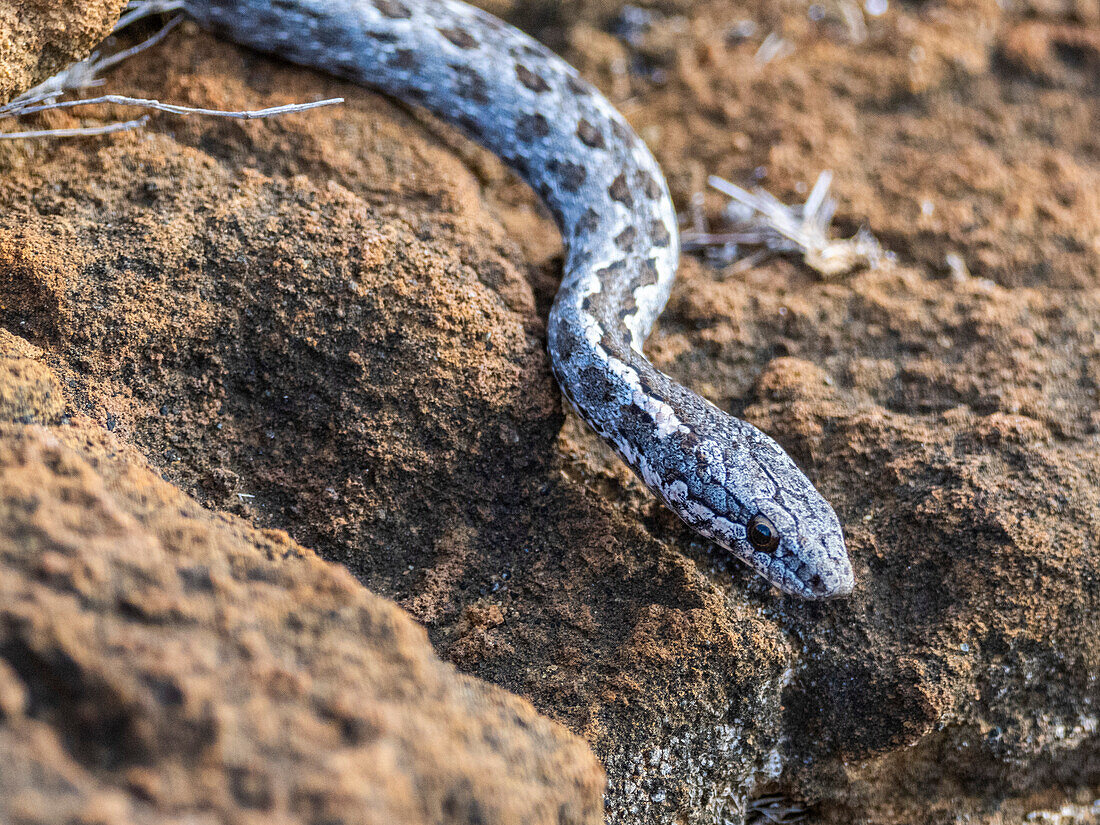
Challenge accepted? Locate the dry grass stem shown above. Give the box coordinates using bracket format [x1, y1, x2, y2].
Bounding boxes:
[2, 2, 343, 140]
[682, 171, 886, 277]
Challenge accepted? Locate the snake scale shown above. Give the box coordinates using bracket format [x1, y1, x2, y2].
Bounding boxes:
[184, 0, 855, 598]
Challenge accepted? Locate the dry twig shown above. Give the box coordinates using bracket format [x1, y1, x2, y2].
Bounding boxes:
[1, 1, 343, 140]
[682, 171, 886, 277]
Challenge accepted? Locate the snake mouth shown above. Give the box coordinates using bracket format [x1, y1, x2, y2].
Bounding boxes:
[788, 558, 855, 600]
[745, 548, 854, 600]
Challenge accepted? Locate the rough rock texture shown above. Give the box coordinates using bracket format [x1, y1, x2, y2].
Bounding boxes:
[0, 332, 605, 825]
[0, 0, 127, 104]
[0, 1, 1097, 824]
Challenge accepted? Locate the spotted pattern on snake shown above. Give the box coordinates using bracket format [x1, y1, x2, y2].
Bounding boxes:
[185, 0, 855, 598]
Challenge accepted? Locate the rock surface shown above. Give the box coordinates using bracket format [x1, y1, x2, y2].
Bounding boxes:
[0, 0, 127, 104]
[0, 330, 605, 824]
[0, 1, 1098, 824]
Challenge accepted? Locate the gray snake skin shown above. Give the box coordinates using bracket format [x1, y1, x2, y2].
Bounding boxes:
[186, 0, 855, 598]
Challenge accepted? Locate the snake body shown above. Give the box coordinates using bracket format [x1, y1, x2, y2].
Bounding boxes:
[185, 0, 855, 598]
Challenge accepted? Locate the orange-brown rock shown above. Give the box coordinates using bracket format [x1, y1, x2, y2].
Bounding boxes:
[0, 0, 127, 104]
[0, 416, 604, 824]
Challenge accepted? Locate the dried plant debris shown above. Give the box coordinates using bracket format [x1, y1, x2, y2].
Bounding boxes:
[0, 0, 342, 139]
[682, 171, 887, 277]
[753, 32, 795, 66]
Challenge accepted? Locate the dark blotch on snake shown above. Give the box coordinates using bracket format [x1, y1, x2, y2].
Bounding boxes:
[371, 0, 411, 18]
[576, 207, 600, 235]
[363, 29, 399, 44]
[567, 75, 592, 96]
[596, 260, 628, 279]
[457, 113, 484, 137]
[515, 63, 551, 93]
[516, 113, 550, 141]
[636, 170, 662, 200]
[387, 48, 418, 70]
[608, 173, 633, 207]
[610, 119, 635, 147]
[451, 64, 489, 103]
[615, 226, 637, 251]
[576, 118, 606, 149]
[637, 257, 660, 287]
[439, 27, 478, 49]
[548, 158, 587, 192]
[649, 219, 671, 247]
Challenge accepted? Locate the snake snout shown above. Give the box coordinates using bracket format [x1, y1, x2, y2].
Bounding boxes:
[802, 546, 855, 600]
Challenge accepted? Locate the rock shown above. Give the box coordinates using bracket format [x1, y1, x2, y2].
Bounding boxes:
[0, 0, 128, 104]
[0, 329, 64, 423]
[0, 1, 1097, 824]
[999, 20, 1100, 84]
[0, 417, 604, 824]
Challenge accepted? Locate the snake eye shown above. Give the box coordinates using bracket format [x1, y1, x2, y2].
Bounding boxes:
[747, 514, 780, 552]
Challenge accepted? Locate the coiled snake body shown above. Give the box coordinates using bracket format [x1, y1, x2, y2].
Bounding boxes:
[186, 0, 855, 598]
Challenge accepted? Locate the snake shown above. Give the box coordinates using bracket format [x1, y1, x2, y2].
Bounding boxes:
[183, 0, 855, 599]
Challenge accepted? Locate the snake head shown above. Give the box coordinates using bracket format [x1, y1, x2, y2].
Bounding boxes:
[730, 488, 854, 600]
[657, 424, 855, 600]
